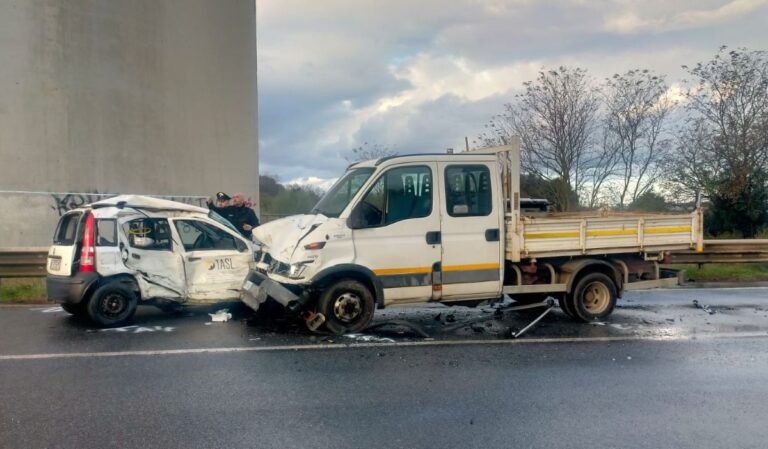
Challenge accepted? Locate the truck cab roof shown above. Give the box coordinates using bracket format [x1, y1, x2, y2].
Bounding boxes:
[349, 152, 498, 169]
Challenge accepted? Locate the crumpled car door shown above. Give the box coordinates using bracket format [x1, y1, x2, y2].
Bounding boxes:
[117, 215, 186, 300]
[171, 218, 252, 303]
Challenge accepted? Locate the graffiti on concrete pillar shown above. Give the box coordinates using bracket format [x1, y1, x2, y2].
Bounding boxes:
[49, 191, 206, 216]
[50, 192, 104, 216]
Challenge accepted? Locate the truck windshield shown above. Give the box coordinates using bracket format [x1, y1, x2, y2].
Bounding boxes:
[311, 167, 375, 218]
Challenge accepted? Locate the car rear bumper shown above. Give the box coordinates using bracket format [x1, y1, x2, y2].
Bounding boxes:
[46, 272, 100, 304]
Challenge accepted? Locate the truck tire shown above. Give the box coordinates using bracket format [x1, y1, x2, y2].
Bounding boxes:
[317, 279, 375, 335]
[568, 273, 617, 322]
[558, 294, 576, 319]
[86, 282, 138, 327]
[61, 302, 86, 316]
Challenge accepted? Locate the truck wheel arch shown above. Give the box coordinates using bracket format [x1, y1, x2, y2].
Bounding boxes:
[310, 264, 385, 309]
[559, 259, 622, 296]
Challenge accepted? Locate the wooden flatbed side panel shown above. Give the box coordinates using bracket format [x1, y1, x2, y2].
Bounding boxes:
[513, 212, 700, 259]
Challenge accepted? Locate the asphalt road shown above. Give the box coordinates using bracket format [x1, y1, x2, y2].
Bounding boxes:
[1, 287, 768, 448]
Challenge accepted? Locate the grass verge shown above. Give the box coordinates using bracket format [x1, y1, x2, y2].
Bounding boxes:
[0, 278, 48, 304]
[674, 263, 768, 282]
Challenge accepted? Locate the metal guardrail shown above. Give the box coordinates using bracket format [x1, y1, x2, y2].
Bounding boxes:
[0, 247, 48, 278]
[667, 240, 768, 264]
[0, 240, 766, 280]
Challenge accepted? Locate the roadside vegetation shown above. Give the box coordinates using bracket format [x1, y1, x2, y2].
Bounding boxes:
[0, 278, 47, 304]
[678, 263, 768, 282]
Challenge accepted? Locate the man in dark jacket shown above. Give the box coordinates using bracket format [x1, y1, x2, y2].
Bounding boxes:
[230, 192, 259, 239]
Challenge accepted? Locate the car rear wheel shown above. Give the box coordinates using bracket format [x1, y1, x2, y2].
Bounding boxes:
[61, 302, 86, 316]
[316, 279, 375, 335]
[86, 283, 138, 327]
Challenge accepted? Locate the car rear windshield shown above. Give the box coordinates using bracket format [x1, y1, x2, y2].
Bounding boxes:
[53, 212, 82, 245]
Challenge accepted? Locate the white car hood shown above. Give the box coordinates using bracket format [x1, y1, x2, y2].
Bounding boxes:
[253, 214, 329, 261]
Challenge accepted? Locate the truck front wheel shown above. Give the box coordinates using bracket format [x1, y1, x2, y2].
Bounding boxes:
[567, 273, 617, 322]
[317, 279, 375, 335]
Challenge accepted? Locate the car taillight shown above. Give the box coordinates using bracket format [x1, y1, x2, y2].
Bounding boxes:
[80, 212, 96, 272]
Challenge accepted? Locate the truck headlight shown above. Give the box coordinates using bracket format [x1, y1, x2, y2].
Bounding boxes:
[288, 263, 309, 279]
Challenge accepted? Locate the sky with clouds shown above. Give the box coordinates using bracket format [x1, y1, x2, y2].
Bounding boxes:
[256, 0, 768, 187]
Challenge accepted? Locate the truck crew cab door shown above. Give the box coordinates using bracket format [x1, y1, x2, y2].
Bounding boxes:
[171, 218, 252, 303]
[437, 162, 504, 301]
[349, 163, 441, 305]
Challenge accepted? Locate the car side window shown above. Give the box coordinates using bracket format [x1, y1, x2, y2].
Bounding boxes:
[445, 165, 493, 217]
[96, 219, 117, 246]
[122, 218, 172, 250]
[174, 220, 241, 251]
[358, 165, 432, 227]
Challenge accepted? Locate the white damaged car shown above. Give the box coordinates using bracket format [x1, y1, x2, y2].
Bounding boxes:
[46, 195, 259, 326]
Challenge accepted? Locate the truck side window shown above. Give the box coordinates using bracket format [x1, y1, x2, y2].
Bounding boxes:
[358, 165, 432, 227]
[445, 165, 492, 217]
[174, 220, 240, 251]
[122, 218, 172, 250]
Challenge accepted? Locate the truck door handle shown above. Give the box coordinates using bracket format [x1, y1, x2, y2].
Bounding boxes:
[188, 257, 201, 262]
[485, 228, 500, 242]
[131, 253, 141, 260]
[426, 231, 441, 245]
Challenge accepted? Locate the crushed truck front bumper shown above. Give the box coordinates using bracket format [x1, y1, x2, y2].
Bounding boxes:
[240, 270, 305, 313]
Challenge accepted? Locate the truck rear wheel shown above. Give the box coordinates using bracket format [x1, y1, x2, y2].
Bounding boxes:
[568, 273, 617, 322]
[86, 283, 138, 327]
[317, 279, 375, 335]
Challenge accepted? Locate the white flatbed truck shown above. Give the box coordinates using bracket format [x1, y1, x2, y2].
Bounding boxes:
[243, 137, 704, 334]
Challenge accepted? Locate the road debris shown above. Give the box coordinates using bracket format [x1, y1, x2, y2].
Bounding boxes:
[209, 309, 233, 322]
[693, 300, 715, 315]
[365, 320, 430, 338]
[344, 334, 396, 343]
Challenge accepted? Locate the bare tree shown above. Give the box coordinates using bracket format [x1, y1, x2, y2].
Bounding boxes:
[603, 69, 674, 208]
[670, 46, 768, 236]
[345, 142, 398, 162]
[478, 67, 601, 211]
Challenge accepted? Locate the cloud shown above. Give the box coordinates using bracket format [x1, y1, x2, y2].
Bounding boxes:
[257, 0, 768, 182]
[604, 0, 768, 34]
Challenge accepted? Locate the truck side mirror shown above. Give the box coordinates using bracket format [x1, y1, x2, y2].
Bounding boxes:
[347, 206, 364, 229]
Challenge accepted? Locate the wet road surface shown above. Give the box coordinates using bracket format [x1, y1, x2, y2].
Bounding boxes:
[1, 287, 768, 448]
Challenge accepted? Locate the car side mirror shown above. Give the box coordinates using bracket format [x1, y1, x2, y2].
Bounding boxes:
[236, 239, 247, 252]
[347, 206, 365, 229]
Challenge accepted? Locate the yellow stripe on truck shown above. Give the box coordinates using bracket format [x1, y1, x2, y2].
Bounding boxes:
[373, 264, 500, 275]
[525, 227, 691, 239]
[373, 267, 432, 275]
[442, 263, 500, 272]
[644, 226, 692, 234]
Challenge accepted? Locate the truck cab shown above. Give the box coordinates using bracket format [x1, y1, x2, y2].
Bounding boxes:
[247, 152, 507, 334]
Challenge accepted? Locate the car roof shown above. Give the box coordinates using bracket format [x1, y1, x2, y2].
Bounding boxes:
[89, 195, 208, 214]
